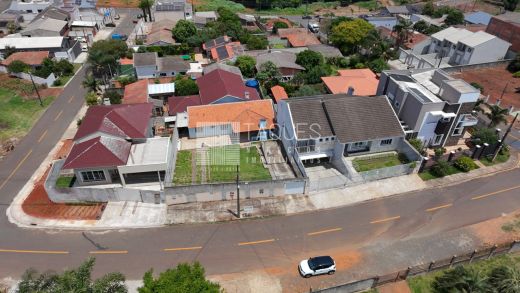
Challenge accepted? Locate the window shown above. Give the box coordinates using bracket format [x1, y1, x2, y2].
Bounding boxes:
[259, 188, 264, 194]
[331, 137, 335, 141]
[319, 138, 323, 142]
[467, 48, 472, 52]
[380, 139, 393, 146]
[325, 137, 329, 141]
[394, 100, 400, 108]
[80, 170, 106, 182]
[160, 73, 167, 77]
[433, 134, 443, 146]
[442, 117, 451, 123]
[452, 116, 465, 136]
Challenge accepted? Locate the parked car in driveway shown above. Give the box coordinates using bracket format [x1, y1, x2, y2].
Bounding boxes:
[299, 256, 336, 278]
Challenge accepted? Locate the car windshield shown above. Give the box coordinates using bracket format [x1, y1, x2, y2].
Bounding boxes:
[308, 258, 319, 270]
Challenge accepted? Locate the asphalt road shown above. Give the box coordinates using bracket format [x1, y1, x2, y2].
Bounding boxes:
[1, 61, 520, 287]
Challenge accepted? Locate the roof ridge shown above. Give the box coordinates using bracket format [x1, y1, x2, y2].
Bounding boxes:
[64, 138, 101, 168]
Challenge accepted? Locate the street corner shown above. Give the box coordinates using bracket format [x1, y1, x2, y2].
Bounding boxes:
[468, 209, 520, 246]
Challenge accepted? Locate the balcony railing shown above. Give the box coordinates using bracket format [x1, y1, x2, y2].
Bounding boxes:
[461, 114, 478, 127]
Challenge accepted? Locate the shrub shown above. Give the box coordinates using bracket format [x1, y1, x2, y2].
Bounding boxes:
[430, 160, 450, 177]
[409, 138, 425, 155]
[52, 79, 62, 86]
[470, 82, 483, 91]
[513, 71, 520, 78]
[454, 156, 478, 172]
[434, 147, 446, 157]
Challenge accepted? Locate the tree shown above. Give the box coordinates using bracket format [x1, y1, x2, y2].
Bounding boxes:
[88, 39, 128, 77]
[82, 74, 101, 92]
[488, 266, 520, 293]
[423, 1, 435, 16]
[471, 127, 499, 145]
[245, 35, 268, 50]
[256, 61, 281, 86]
[85, 91, 99, 106]
[103, 90, 122, 104]
[393, 19, 413, 49]
[18, 258, 127, 293]
[295, 50, 324, 70]
[3, 45, 16, 58]
[7, 22, 17, 34]
[172, 20, 197, 44]
[330, 18, 374, 54]
[444, 9, 464, 25]
[368, 58, 389, 73]
[473, 98, 485, 113]
[7, 60, 29, 73]
[304, 64, 331, 84]
[413, 20, 429, 34]
[486, 105, 509, 127]
[138, 262, 220, 293]
[234, 55, 256, 78]
[117, 75, 137, 87]
[174, 78, 199, 96]
[504, 0, 519, 11]
[54, 59, 74, 76]
[139, 0, 153, 22]
[272, 21, 289, 33]
[292, 85, 321, 97]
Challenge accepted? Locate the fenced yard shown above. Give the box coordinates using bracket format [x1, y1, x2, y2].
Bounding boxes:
[352, 153, 408, 172]
[172, 145, 271, 185]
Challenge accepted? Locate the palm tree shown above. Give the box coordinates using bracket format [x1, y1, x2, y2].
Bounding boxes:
[486, 104, 509, 127]
[393, 19, 412, 49]
[139, 0, 153, 22]
[82, 74, 100, 92]
[473, 98, 486, 113]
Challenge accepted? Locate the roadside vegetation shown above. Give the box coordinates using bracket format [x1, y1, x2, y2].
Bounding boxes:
[408, 254, 520, 293]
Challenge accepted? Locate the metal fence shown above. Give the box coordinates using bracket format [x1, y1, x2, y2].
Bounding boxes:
[358, 163, 414, 182]
[164, 127, 179, 187]
[312, 241, 520, 293]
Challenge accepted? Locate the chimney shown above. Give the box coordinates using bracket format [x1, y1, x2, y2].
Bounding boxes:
[347, 86, 354, 96]
[245, 91, 250, 99]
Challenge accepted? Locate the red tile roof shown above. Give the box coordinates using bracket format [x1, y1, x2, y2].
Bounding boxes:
[123, 79, 149, 104]
[187, 100, 275, 133]
[74, 103, 153, 141]
[321, 69, 379, 96]
[119, 58, 133, 65]
[1, 51, 49, 66]
[62, 136, 131, 169]
[168, 95, 202, 115]
[285, 33, 321, 47]
[197, 69, 260, 105]
[270, 85, 288, 103]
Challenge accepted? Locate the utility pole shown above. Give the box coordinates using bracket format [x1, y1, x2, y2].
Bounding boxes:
[500, 80, 510, 101]
[29, 72, 43, 107]
[236, 164, 240, 218]
[492, 113, 518, 162]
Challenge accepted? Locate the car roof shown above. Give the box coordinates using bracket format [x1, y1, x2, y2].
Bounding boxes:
[311, 256, 334, 266]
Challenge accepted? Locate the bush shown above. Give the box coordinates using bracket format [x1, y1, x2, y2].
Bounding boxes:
[472, 127, 499, 145]
[513, 71, 520, 78]
[430, 160, 450, 177]
[53, 79, 62, 86]
[409, 138, 425, 155]
[103, 90, 122, 104]
[454, 156, 478, 172]
[470, 82, 483, 91]
[434, 147, 446, 157]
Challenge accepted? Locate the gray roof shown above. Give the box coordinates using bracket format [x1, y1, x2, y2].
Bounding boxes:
[203, 62, 243, 79]
[287, 94, 404, 143]
[385, 5, 409, 14]
[323, 95, 404, 143]
[256, 51, 304, 71]
[22, 18, 68, 36]
[31, 6, 69, 23]
[494, 11, 520, 24]
[158, 56, 190, 72]
[133, 52, 157, 67]
[287, 99, 334, 139]
[307, 44, 343, 58]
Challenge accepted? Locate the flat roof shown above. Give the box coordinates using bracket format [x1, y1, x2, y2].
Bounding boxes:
[71, 20, 97, 27]
[148, 82, 175, 95]
[443, 79, 478, 94]
[126, 137, 170, 166]
[0, 36, 64, 50]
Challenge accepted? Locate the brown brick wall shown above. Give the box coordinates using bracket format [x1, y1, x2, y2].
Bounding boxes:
[444, 102, 476, 147]
[486, 18, 520, 52]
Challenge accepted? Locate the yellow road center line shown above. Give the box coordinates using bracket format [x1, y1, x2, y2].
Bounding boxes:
[89, 250, 128, 254]
[307, 227, 343, 236]
[54, 110, 63, 121]
[425, 203, 453, 212]
[238, 239, 275, 246]
[163, 246, 202, 252]
[0, 149, 32, 190]
[0, 249, 69, 254]
[67, 95, 74, 103]
[370, 215, 401, 224]
[37, 130, 48, 143]
[471, 185, 520, 200]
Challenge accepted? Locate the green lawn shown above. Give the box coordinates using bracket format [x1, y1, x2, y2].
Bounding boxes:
[408, 254, 520, 293]
[208, 146, 271, 183]
[0, 88, 55, 144]
[255, 2, 340, 15]
[56, 176, 75, 188]
[173, 150, 194, 185]
[480, 152, 510, 166]
[352, 153, 405, 172]
[418, 165, 461, 181]
[354, 0, 379, 10]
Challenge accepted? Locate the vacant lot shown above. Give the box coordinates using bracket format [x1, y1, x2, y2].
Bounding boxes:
[0, 88, 54, 147]
[451, 65, 520, 109]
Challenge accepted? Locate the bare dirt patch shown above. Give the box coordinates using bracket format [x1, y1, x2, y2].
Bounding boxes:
[469, 210, 520, 246]
[451, 65, 520, 109]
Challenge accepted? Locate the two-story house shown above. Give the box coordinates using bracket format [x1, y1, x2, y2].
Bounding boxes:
[377, 69, 480, 147]
[427, 27, 511, 65]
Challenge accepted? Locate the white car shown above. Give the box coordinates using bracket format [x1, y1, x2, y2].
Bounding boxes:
[308, 22, 320, 33]
[298, 256, 336, 278]
[81, 44, 88, 52]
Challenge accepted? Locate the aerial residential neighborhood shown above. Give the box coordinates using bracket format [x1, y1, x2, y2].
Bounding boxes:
[0, 0, 519, 291]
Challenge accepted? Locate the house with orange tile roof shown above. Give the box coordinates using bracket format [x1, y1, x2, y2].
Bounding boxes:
[0, 51, 49, 68]
[209, 42, 244, 62]
[321, 69, 379, 96]
[270, 85, 288, 103]
[187, 99, 275, 142]
[123, 79, 175, 116]
[285, 32, 321, 47]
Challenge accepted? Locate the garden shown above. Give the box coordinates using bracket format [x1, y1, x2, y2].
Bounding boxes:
[173, 146, 271, 185]
[352, 153, 409, 172]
